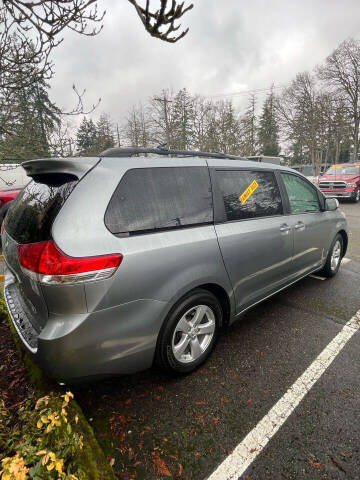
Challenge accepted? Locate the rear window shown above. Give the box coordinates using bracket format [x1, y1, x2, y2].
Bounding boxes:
[105, 167, 213, 235]
[5, 175, 77, 244]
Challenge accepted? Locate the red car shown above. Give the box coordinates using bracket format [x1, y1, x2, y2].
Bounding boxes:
[0, 185, 24, 208]
[0, 185, 25, 225]
[317, 163, 360, 202]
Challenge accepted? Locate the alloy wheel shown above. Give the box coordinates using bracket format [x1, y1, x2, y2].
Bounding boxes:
[330, 240, 341, 271]
[171, 305, 216, 364]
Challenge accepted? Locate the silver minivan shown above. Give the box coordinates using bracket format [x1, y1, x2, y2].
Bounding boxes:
[2, 148, 348, 382]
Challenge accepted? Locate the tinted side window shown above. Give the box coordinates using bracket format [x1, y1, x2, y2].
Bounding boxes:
[105, 167, 213, 235]
[281, 173, 319, 213]
[216, 170, 283, 221]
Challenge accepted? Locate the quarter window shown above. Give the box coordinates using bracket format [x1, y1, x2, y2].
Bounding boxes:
[105, 167, 213, 235]
[216, 170, 283, 221]
[281, 173, 319, 213]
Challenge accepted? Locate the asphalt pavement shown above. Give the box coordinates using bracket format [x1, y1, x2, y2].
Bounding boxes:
[3, 202, 358, 479]
[70, 201, 360, 480]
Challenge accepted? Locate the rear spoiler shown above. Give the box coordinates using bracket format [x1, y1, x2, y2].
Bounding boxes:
[21, 157, 100, 181]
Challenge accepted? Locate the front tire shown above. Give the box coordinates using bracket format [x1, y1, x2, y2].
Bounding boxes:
[351, 188, 360, 203]
[156, 289, 222, 374]
[319, 234, 344, 278]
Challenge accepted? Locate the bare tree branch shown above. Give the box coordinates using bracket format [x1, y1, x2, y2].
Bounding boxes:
[0, 1, 105, 91]
[128, 0, 193, 43]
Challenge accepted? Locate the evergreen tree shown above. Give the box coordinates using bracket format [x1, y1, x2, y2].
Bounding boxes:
[216, 100, 241, 154]
[95, 114, 115, 152]
[239, 95, 258, 156]
[172, 88, 195, 150]
[76, 117, 98, 155]
[258, 90, 281, 156]
[0, 71, 60, 160]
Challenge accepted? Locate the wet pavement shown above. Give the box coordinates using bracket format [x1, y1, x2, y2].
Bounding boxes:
[71, 202, 360, 479]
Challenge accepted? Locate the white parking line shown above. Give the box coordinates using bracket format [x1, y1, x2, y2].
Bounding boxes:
[342, 257, 351, 264]
[208, 310, 360, 480]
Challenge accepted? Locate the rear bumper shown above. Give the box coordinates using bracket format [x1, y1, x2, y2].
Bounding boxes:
[4, 277, 168, 382]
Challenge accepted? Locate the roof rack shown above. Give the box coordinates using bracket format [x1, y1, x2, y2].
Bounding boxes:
[99, 147, 247, 161]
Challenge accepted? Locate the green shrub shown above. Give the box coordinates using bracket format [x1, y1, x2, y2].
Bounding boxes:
[1, 392, 86, 480]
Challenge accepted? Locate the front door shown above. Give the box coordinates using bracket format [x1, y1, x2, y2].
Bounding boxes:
[280, 172, 329, 275]
[213, 168, 294, 313]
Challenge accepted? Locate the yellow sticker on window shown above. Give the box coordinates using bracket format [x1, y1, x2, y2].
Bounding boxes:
[330, 165, 342, 169]
[239, 180, 259, 205]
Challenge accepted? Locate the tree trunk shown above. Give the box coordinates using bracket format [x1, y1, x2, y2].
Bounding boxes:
[335, 139, 340, 165]
[353, 118, 360, 161]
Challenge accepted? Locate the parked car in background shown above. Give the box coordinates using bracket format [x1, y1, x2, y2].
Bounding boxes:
[316, 163, 360, 202]
[2, 148, 348, 382]
[0, 185, 25, 226]
[291, 165, 317, 183]
[0, 184, 24, 208]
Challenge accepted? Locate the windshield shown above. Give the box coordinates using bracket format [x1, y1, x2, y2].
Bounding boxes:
[325, 166, 360, 175]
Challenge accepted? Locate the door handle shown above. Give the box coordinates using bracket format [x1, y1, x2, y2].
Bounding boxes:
[294, 222, 305, 231]
[280, 224, 291, 233]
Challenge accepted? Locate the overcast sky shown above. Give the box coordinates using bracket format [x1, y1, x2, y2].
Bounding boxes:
[50, 0, 360, 124]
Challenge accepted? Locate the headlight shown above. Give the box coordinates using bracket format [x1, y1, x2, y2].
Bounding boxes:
[346, 182, 357, 187]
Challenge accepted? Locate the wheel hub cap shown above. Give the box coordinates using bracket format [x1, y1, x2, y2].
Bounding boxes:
[330, 240, 341, 271]
[171, 304, 216, 364]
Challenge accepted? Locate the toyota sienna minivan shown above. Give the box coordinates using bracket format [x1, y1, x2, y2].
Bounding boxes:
[2, 148, 348, 382]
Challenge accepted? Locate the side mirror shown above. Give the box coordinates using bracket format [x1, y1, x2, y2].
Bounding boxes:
[325, 197, 339, 211]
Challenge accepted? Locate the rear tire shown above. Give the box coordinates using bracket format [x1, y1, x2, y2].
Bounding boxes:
[318, 234, 344, 278]
[156, 289, 222, 374]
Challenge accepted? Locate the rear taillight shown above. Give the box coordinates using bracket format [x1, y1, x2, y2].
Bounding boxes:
[18, 240, 122, 285]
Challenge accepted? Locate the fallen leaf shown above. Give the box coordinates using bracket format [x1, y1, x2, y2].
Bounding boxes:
[195, 401, 206, 405]
[151, 452, 171, 477]
[309, 460, 322, 469]
[178, 463, 183, 476]
[109, 458, 115, 467]
[195, 452, 202, 457]
[220, 397, 229, 408]
[212, 417, 220, 425]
